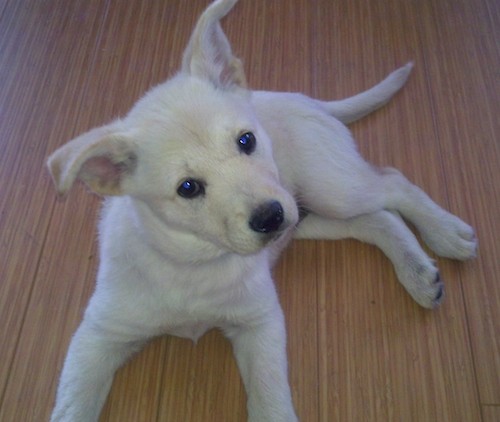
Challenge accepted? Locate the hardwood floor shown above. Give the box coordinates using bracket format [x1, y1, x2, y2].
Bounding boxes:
[0, 0, 498, 420]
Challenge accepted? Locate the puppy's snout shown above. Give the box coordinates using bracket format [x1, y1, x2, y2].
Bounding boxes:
[249, 201, 284, 233]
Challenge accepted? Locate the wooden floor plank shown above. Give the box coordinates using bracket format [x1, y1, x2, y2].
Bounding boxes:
[416, 0, 500, 404]
[0, 195, 102, 422]
[483, 406, 500, 422]
[0, 0, 108, 411]
[155, 332, 247, 421]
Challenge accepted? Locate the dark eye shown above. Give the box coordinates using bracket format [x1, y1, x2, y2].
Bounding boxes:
[237, 132, 256, 155]
[177, 179, 205, 199]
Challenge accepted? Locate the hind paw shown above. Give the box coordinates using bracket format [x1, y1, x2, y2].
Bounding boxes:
[421, 213, 477, 261]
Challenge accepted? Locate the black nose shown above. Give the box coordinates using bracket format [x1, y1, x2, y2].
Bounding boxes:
[249, 201, 284, 233]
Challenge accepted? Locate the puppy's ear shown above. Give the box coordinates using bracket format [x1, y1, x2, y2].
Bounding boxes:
[47, 122, 138, 196]
[181, 0, 247, 90]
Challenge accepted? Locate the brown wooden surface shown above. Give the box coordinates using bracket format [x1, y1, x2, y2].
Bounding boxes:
[0, 0, 498, 421]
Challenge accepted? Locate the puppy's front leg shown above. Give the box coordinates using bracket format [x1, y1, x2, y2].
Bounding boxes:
[224, 307, 298, 422]
[51, 319, 145, 422]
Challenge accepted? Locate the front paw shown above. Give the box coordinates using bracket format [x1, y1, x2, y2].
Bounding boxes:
[395, 257, 444, 309]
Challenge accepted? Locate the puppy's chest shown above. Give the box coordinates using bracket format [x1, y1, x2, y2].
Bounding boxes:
[143, 276, 268, 340]
[135, 253, 274, 328]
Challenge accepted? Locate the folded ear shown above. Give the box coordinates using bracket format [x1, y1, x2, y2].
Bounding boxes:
[181, 0, 247, 90]
[47, 123, 138, 196]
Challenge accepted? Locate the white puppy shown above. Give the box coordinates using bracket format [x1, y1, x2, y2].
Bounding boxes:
[47, 0, 477, 421]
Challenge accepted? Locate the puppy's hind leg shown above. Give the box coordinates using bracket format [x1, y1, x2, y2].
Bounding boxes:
[295, 210, 444, 308]
[378, 167, 477, 260]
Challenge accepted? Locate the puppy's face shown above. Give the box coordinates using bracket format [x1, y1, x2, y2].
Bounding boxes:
[47, 0, 297, 256]
[128, 76, 298, 255]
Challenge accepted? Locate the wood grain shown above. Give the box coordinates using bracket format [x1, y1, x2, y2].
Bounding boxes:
[0, 0, 497, 421]
[0, 0, 107, 416]
[483, 406, 500, 422]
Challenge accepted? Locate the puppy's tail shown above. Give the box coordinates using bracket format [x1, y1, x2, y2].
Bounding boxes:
[321, 62, 414, 124]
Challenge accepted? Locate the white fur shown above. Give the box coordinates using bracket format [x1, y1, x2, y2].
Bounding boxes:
[47, 1, 476, 421]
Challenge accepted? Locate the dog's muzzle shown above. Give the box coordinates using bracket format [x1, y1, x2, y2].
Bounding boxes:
[249, 200, 285, 234]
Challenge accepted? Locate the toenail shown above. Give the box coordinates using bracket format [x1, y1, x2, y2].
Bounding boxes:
[435, 285, 444, 302]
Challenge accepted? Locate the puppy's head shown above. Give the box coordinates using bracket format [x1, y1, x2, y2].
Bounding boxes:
[47, 0, 298, 257]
